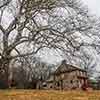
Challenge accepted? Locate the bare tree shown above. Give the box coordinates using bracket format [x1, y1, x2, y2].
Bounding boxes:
[0, 0, 58, 86]
[10, 56, 53, 88]
[0, 0, 99, 87]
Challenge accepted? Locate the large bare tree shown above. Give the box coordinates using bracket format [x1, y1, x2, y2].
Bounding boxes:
[0, 0, 99, 87]
[0, 0, 58, 85]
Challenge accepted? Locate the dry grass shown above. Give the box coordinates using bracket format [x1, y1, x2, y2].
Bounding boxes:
[0, 90, 100, 100]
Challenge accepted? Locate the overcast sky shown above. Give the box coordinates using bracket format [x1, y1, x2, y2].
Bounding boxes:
[83, 0, 100, 17]
[38, 0, 100, 64]
[2, 0, 100, 65]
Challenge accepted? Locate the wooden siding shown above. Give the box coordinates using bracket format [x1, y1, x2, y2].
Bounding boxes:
[46, 63, 88, 90]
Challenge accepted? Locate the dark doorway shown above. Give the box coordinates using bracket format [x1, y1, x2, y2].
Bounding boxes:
[61, 80, 63, 90]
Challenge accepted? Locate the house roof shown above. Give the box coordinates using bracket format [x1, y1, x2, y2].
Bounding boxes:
[54, 60, 86, 75]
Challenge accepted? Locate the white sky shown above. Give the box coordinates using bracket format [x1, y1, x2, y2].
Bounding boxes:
[41, 0, 100, 64]
[1, 0, 100, 65]
[83, 0, 100, 17]
[83, 0, 100, 73]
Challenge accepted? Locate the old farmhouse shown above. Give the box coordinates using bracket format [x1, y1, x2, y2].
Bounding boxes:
[46, 60, 88, 90]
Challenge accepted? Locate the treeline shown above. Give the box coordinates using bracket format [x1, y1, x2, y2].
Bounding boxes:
[0, 57, 55, 89]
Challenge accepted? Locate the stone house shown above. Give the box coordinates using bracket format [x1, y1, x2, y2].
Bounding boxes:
[46, 60, 88, 90]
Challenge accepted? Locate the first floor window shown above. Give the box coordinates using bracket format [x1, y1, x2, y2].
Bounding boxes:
[57, 82, 60, 87]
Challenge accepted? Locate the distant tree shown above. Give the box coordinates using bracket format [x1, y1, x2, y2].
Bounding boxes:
[11, 66, 28, 88]
[95, 74, 100, 90]
[10, 56, 54, 88]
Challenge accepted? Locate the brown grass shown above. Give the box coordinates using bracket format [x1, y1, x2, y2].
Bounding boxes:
[0, 90, 100, 100]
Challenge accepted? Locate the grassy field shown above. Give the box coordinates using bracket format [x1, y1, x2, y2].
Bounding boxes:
[0, 90, 100, 100]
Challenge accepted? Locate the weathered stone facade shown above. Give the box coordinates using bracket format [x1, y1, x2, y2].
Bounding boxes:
[46, 61, 88, 90]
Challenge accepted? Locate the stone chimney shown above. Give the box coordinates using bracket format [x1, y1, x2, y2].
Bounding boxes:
[61, 60, 66, 65]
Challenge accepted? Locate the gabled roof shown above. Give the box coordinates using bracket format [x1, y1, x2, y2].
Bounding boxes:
[54, 60, 86, 75]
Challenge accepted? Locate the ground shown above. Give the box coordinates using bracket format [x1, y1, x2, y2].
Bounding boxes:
[0, 90, 100, 100]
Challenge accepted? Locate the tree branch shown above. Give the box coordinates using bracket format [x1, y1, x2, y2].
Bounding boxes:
[0, 0, 11, 9]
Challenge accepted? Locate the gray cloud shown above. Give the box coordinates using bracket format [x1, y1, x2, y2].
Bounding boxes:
[82, 0, 100, 16]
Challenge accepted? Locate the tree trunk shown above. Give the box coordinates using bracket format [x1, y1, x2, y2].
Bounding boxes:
[1, 31, 11, 88]
[0, 55, 10, 88]
[4, 60, 10, 87]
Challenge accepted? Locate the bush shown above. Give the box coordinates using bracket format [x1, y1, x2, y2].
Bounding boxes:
[0, 80, 9, 89]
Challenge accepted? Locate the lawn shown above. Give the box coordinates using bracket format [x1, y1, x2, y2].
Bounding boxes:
[0, 90, 100, 100]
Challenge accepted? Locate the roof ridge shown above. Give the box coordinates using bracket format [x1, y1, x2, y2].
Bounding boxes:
[55, 63, 86, 74]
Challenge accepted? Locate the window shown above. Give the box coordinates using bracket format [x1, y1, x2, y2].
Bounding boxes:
[50, 86, 52, 88]
[76, 80, 79, 83]
[77, 70, 79, 76]
[57, 82, 60, 87]
[43, 84, 47, 87]
[84, 72, 87, 76]
[81, 71, 83, 76]
[61, 74, 64, 78]
[79, 71, 81, 75]
[70, 80, 73, 84]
